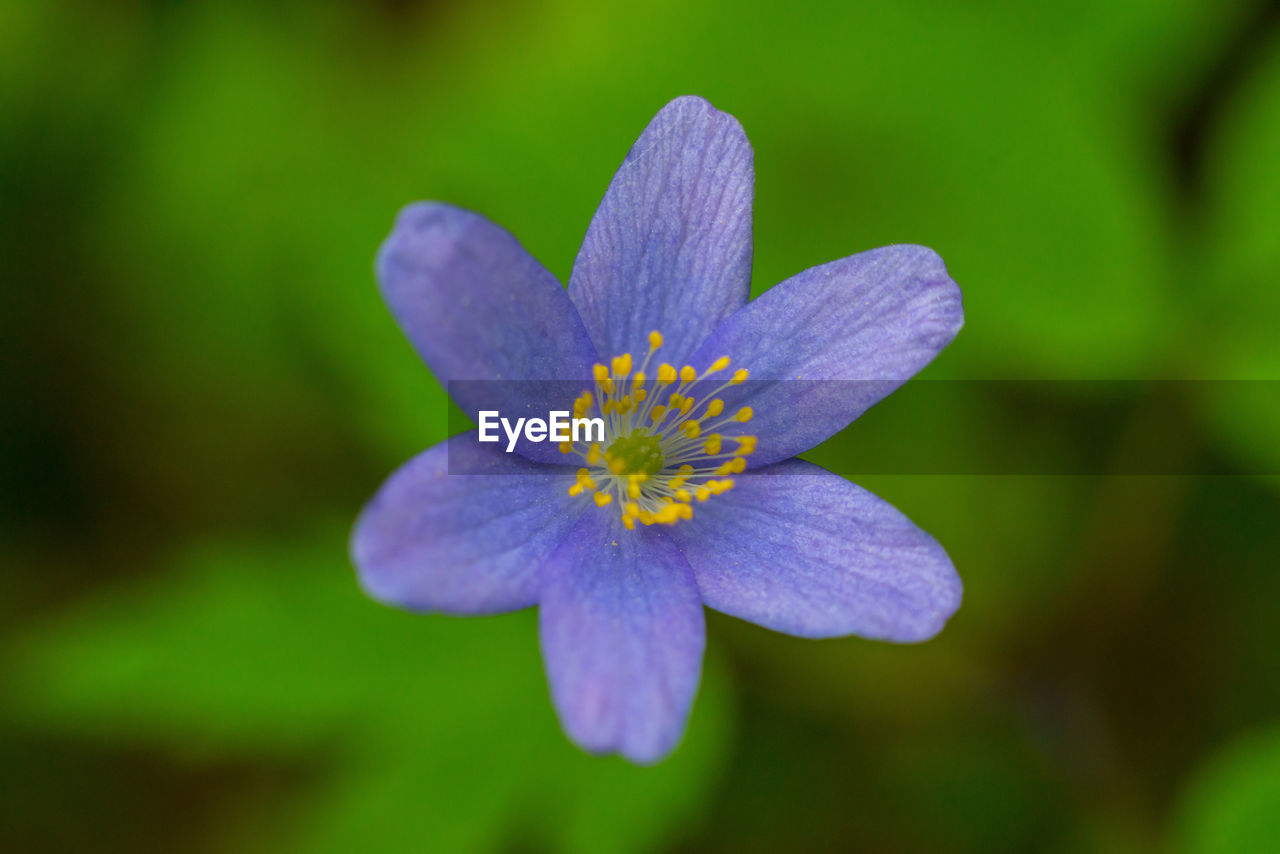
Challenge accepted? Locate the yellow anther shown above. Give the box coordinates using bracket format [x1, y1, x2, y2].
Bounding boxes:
[594, 491, 613, 507]
[616, 395, 631, 414]
[580, 391, 593, 407]
[731, 368, 749, 384]
[707, 479, 733, 495]
[593, 363, 609, 382]
[612, 353, 632, 376]
[709, 356, 730, 372]
[626, 501, 642, 516]
[676, 503, 694, 520]
[679, 464, 694, 474]
[714, 459, 746, 476]
[675, 489, 692, 503]
[568, 483, 584, 497]
[668, 475, 688, 489]
[735, 435, 757, 455]
[680, 396, 695, 414]
[679, 365, 697, 383]
[622, 514, 636, 530]
[706, 399, 724, 417]
[608, 457, 626, 475]
[559, 441, 572, 454]
[649, 405, 667, 422]
[655, 505, 681, 525]
[602, 400, 615, 415]
[658, 363, 677, 383]
[635, 389, 647, 402]
[695, 487, 711, 502]
[577, 467, 590, 479]
[682, 421, 702, 439]
[735, 406, 754, 422]
[587, 444, 601, 465]
[649, 330, 664, 350]
[627, 479, 642, 499]
[632, 371, 646, 389]
[704, 434, 722, 455]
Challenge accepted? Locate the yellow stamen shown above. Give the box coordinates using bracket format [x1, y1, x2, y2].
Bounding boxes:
[649, 330, 664, 350]
[735, 406, 753, 422]
[679, 365, 697, 383]
[709, 356, 730, 372]
[731, 368, 749, 384]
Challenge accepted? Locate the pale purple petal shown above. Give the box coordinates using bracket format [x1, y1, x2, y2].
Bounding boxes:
[351, 436, 586, 614]
[377, 202, 598, 462]
[569, 96, 754, 366]
[688, 245, 963, 466]
[668, 458, 961, 641]
[539, 512, 705, 763]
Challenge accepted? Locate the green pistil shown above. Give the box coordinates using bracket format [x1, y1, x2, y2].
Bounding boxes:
[606, 428, 664, 476]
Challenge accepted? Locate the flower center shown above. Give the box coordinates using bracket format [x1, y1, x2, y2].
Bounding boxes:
[562, 330, 757, 530]
[604, 429, 664, 476]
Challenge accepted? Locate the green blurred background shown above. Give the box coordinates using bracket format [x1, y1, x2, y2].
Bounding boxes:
[4, 0, 1280, 851]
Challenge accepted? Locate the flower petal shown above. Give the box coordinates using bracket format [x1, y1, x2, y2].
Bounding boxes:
[569, 96, 754, 366]
[539, 512, 705, 763]
[351, 436, 586, 614]
[668, 458, 961, 641]
[377, 202, 598, 462]
[688, 244, 963, 466]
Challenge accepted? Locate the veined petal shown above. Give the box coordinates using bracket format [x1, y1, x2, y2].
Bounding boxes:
[351, 436, 586, 614]
[539, 512, 705, 764]
[569, 96, 754, 366]
[668, 458, 961, 642]
[688, 245, 963, 466]
[377, 202, 598, 463]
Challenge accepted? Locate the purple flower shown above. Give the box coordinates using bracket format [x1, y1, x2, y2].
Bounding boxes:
[353, 96, 964, 763]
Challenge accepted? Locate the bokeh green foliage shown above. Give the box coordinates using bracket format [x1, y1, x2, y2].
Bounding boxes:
[3, 0, 1280, 851]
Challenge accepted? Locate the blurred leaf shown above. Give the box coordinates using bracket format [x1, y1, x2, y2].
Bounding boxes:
[4, 529, 731, 853]
[1175, 724, 1280, 854]
[1196, 35, 1280, 476]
